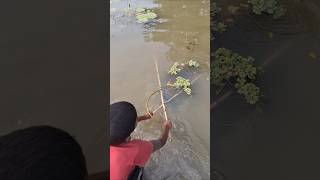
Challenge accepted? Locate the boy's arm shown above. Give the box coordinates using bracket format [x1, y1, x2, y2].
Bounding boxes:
[150, 120, 172, 152]
[137, 112, 153, 122]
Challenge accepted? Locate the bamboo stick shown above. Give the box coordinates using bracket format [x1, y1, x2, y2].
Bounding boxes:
[154, 57, 172, 139]
[154, 59, 169, 121]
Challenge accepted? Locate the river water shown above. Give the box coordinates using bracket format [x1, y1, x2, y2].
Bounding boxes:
[110, 0, 210, 179]
[213, 0, 320, 179]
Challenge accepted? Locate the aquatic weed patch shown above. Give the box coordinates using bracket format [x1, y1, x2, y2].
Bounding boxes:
[167, 60, 200, 95]
[248, 0, 286, 19]
[136, 9, 157, 23]
[212, 48, 261, 104]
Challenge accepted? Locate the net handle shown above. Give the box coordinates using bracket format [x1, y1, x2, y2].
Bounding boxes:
[145, 86, 170, 118]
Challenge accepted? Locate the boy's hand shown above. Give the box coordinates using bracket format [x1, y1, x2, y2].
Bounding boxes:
[164, 120, 172, 130]
[143, 111, 153, 119]
[146, 111, 153, 118]
[137, 111, 153, 122]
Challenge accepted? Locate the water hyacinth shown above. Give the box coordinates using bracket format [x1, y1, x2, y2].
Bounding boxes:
[212, 48, 261, 104]
[136, 9, 157, 23]
[169, 76, 192, 95]
[168, 62, 182, 75]
[213, 22, 227, 33]
[248, 0, 286, 19]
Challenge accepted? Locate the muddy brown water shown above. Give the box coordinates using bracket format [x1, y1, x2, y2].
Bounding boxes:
[213, 0, 320, 179]
[110, 0, 210, 179]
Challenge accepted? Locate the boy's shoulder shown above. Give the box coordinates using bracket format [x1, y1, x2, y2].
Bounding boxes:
[111, 139, 152, 147]
[122, 139, 152, 147]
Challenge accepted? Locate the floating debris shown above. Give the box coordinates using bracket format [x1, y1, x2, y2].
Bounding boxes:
[308, 52, 317, 60]
[228, 5, 240, 15]
[156, 18, 168, 23]
[267, 32, 274, 38]
[136, 7, 145, 13]
[123, 7, 131, 13]
[188, 60, 200, 68]
[110, 8, 117, 14]
[226, 18, 234, 23]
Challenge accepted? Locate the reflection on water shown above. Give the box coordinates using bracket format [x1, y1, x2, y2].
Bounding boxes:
[213, 0, 320, 179]
[110, 0, 210, 179]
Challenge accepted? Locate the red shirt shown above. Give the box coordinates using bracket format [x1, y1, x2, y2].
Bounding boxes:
[110, 140, 153, 180]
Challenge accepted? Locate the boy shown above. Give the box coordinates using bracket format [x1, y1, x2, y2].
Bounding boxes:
[0, 126, 88, 180]
[110, 101, 172, 180]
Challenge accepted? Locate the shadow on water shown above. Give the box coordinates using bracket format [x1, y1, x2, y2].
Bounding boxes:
[213, 0, 320, 179]
[0, 1, 106, 175]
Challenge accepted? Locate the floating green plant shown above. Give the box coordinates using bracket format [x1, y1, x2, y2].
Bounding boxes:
[136, 9, 157, 23]
[213, 22, 227, 33]
[248, 0, 286, 19]
[212, 48, 261, 104]
[212, 2, 221, 16]
[168, 62, 182, 75]
[167, 60, 200, 95]
[168, 76, 192, 95]
[168, 59, 200, 75]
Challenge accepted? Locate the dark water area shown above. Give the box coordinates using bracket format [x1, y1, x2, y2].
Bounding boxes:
[0, 0, 107, 174]
[213, 0, 320, 179]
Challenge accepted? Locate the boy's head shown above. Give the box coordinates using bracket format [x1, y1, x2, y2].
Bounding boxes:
[0, 126, 88, 180]
[110, 101, 137, 145]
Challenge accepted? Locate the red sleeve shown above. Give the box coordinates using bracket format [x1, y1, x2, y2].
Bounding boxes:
[133, 140, 153, 166]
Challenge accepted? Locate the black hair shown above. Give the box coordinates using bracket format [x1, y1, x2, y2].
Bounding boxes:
[0, 126, 88, 180]
[110, 101, 137, 145]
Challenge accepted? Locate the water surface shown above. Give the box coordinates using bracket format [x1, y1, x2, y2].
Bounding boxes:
[110, 0, 210, 179]
[213, 0, 320, 179]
